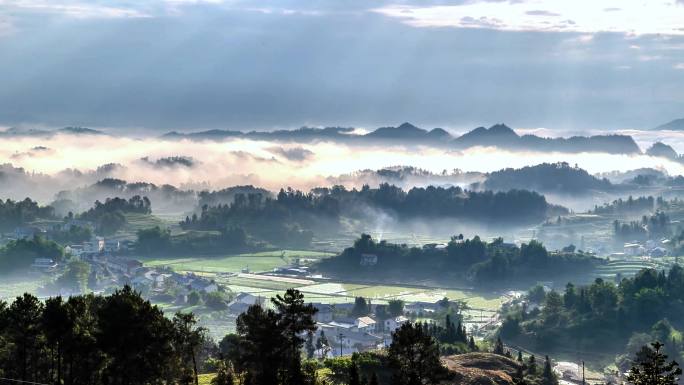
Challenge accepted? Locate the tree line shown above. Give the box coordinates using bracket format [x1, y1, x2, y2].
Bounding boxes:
[180, 184, 564, 248]
[0, 286, 206, 385]
[318, 234, 601, 287]
[0, 197, 54, 232]
[0, 285, 678, 385]
[500, 265, 684, 373]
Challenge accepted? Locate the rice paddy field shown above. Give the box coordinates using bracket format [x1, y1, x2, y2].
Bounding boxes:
[140, 250, 335, 274]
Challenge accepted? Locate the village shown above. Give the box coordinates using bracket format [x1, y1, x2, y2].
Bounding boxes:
[6, 221, 496, 359]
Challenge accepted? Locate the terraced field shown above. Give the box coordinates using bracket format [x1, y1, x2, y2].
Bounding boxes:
[209, 273, 506, 311]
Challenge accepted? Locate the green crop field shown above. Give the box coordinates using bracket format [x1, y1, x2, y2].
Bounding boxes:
[141, 250, 333, 274]
[0, 276, 48, 300]
[213, 273, 506, 311]
[124, 213, 174, 232]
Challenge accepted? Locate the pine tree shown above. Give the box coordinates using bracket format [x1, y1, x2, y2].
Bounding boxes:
[493, 336, 505, 355]
[514, 357, 528, 385]
[468, 336, 477, 351]
[389, 322, 443, 385]
[527, 355, 538, 375]
[517, 351, 524, 362]
[305, 331, 315, 359]
[627, 341, 682, 385]
[541, 355, 558, 385]
[212, 361, 234, 385]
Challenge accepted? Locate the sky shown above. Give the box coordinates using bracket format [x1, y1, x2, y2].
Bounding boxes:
[0, 0, 684, 132]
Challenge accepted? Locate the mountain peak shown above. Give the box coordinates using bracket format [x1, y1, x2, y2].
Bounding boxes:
[366, 122, 427, 138]
[654, 118, 684, 131]
[397, 122, 419, 131]
[488, 123, 516, 135]
[646, 142, 679, 159]
[59, 126, 103, 135]
[427, 127, 451, 138]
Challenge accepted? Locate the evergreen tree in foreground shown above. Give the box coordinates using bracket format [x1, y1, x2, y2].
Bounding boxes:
[389, 322, 443, 385]
[541, 355, 558, 385]
[493, 336, 505, 355]
[627, 341, 681, 385]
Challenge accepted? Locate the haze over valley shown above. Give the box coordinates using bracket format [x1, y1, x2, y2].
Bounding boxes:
[3, 1, 684, 384]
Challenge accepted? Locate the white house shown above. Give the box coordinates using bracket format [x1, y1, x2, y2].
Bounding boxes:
[106, 258, 143, 275]
[384, 316, 409, 332]
[338, 330, 383, 353]
[30, 258, 58, 272]
[234, 292, 264, 306]
[355, 316, 377, 332]
[624, 243, 645, 256]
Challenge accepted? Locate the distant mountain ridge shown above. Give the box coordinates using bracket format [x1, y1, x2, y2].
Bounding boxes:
[162, 122, 642, 154]
[653, 118, 684, 131]
[0, 126, 104, 137]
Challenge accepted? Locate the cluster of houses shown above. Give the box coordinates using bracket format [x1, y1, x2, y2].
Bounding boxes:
[613, 239, 670, 258]
[305, 299, 452, 357]
[11, 219, 134, 275]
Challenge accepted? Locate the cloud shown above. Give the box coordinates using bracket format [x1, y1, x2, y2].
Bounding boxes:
[638, 54, 663, 61]
[674, 63, 684, 69]
[269, 146, 315, 162]
[0, 1, 151, 19]
[0, 0, 682, 132]
[3, 131, 684, 203]
[372, 1, 684, 35]
[525, 10, 561, 17]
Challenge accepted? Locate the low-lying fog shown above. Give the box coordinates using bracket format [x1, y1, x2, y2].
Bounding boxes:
[1, 130, 683, 208]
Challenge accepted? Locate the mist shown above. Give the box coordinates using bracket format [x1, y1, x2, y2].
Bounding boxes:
[1, 131, 683, 207]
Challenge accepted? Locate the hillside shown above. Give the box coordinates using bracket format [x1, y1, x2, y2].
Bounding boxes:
[482, 162, 613, 194]
[653, 118, 684, 131]
[442, 353, 520, 385]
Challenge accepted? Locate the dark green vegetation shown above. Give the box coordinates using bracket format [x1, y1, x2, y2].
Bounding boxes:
[135, 225, 251, 256]
[0, 236, 64, 272]
[500, 265, 684, 372]
[592, 196, 661, 215]
[182, 185, 565, 248]
[626, 342, 681, 385]
[1, 285, 676, 385]
[613, 211, 671, 243]
[79, 195, 151, 235]
[0, 286, 207, 385]
[0, 197, 54, 231]
[482, 162, 612, 194]
[54, 178, 197, 214]
[318, 234, 602, 288]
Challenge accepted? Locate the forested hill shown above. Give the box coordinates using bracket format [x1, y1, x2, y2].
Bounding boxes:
[316, 234, 602, 287]
[481, 162, 613, 194]
[500, 265, 684, 374]
[181, 185, 566, 247]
